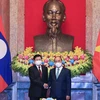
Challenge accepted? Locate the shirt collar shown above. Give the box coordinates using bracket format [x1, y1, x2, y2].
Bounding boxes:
[56, 66, 63, 70]
[36, 65, 41, 69]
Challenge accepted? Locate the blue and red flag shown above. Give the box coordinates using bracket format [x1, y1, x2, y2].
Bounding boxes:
[0, 16, 12, 92]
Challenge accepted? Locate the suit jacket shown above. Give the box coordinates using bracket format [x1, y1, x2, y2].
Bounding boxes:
[49, 67, 71, 98]
[28, 65, 48, 98]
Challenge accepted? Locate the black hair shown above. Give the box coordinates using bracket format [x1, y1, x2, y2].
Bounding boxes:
[33, 54, 42, 60]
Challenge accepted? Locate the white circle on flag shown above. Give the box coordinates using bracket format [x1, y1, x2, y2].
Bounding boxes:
[0, 39, 7, 59]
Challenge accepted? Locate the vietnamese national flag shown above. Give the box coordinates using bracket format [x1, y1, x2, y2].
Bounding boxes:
[0, 16, 12, 92]
[93, 32, 100, 82]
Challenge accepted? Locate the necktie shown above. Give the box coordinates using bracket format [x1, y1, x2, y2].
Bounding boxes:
[38, 66, 42, 78]
[56, 68, 60, 79]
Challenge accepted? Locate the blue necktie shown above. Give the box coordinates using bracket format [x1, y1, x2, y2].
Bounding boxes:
[56, 68, 60, 79]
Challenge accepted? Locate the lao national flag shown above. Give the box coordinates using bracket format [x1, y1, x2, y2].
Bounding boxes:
[93, 32, 100, 82]
[0, 17, 12, 92]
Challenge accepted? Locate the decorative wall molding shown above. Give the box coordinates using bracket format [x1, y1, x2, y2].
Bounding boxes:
[86, 0, 100, 54]
[10, 0, 25, 58]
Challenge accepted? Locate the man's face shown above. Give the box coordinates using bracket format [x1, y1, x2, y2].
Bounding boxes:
[54, 56, 62, 63]
[34, 57, 42, 62]
[54, 56, 62, 68]
[34, 56, 42, 66]
[43, 3, 65, 33]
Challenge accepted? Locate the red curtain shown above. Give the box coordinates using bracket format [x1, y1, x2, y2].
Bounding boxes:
[25, 0, 86, 50]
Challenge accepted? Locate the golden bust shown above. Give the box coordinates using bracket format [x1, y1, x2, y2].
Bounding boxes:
[34, 0, 74, 52]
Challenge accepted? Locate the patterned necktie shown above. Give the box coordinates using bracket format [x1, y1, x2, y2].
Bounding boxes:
[38, 66, 42, 78]
[56, 68, 60, 79]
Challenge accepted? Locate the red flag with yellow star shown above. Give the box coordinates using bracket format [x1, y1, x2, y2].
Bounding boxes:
[93, 32, 100, 82]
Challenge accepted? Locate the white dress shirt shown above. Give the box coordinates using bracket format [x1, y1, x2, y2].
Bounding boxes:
[55, 66, 63, 78]
[36, 65, 42, 72]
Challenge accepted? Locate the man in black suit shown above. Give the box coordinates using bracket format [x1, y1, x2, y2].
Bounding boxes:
[48, 56, 71, 100]
[28, 54, 48, 100]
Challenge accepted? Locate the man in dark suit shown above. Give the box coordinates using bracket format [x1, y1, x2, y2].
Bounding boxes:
[48, 56, 71, 100]
[28, 54, 48, 100]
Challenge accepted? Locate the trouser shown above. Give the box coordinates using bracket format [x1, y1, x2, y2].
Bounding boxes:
[29, 97, 40, 100]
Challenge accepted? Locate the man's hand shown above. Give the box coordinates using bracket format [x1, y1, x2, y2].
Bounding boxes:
[66, 96, 70, 100]
[43, 83, 48, 89]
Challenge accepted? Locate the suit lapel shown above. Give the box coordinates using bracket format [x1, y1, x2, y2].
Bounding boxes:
[34, 65, 38, 71]
[53, 68, 56, 80]
[34, 65, 40, 76]
[35, 65, 39, 70]
[41, 65, 44, 78]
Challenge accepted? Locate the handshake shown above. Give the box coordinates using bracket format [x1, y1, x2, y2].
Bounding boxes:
[43, 83, 49, 89]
